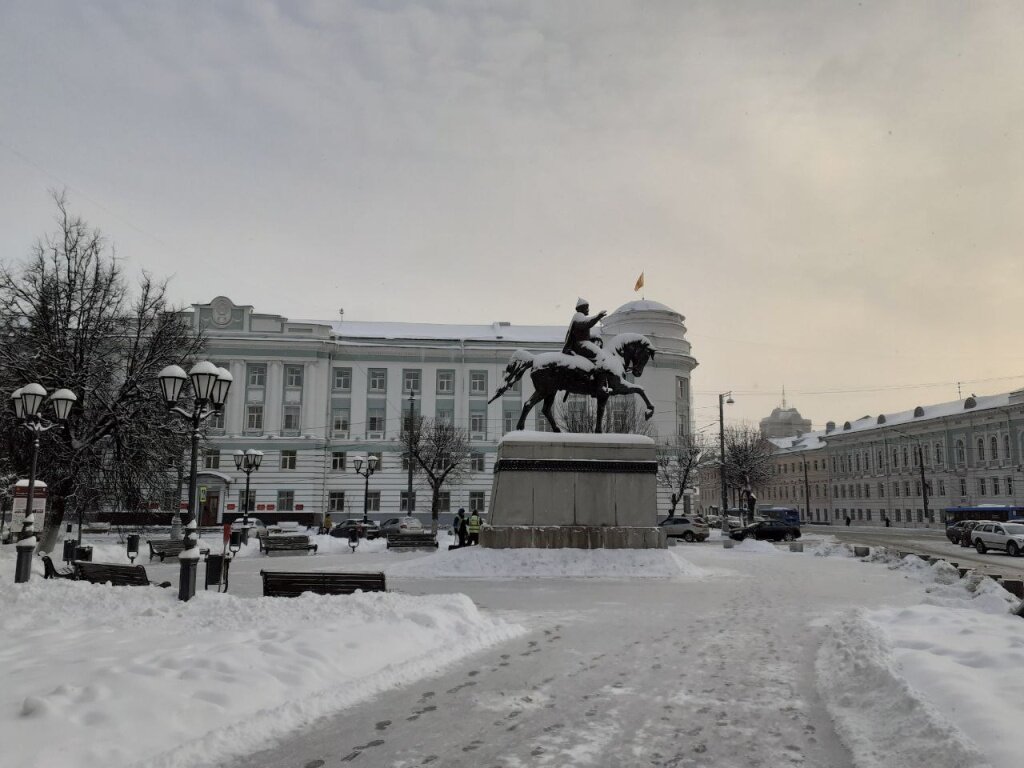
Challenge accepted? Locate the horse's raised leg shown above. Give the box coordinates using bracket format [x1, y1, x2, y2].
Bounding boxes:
[595, 395, 608, 434]
[517, 390, 544, 430]
[541, 393, 560, 432]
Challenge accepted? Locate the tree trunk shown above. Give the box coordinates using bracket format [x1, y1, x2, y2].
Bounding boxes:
[431, 486, 440, 535]
[37, 492, 67, 554]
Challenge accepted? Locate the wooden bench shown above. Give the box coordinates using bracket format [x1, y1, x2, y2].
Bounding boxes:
[260, 570, 386, 597]
[386, 533, 439, 550]
[260, 535, 318, 555]
[147, 539, 210, 562]
[74, 561, 171, 588]
[41, 554, 75, 580]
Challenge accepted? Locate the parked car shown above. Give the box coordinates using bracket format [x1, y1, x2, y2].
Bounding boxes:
[705, 514, 722, 528]
[729, 520, 801, 542]
[378, 517, 424, 536]
[329, 519, 379, 539]
[957, 520, 982, 547]
[971, 521, 1024, 556]
[946, 521, 970, 544]
[230, 517, 266, 531]
[658, 516, 709, 542]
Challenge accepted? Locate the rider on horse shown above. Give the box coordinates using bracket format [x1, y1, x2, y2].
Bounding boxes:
[562, 298, 610, 392]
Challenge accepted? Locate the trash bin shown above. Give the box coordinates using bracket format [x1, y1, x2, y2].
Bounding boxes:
[74, 545, 93, 562]
[62, 539, 77, 564]
[204, 553, 230, 591]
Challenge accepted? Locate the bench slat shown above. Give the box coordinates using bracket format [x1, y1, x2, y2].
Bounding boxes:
[75, 561, 152, 586]
[260, 570, 385, 597]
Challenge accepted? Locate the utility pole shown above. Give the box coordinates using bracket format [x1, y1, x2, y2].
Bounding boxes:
[802, 456, 811, 523]
[718, 392, 733, 521]
[406, 388, 416, 515]
[918, 444, 930, 523]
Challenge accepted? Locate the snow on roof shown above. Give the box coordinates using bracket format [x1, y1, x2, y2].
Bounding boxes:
[769, 433, 826, 453]
[610, 299, 681, 316]
[829, 392, 1012, 437]
[317, 320, 564, 344]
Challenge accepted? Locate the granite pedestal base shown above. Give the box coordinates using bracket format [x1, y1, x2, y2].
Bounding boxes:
[484, 432, 665, 549]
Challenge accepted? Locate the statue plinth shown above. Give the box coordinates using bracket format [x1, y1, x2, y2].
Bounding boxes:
[483, 431, 665, 549]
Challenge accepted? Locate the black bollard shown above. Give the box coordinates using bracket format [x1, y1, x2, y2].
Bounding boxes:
[15, 541, 34, 583]
[178, 558, 198, 601]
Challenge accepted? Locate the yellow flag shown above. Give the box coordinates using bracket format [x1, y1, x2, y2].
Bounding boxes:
[634, 271, 644, 292]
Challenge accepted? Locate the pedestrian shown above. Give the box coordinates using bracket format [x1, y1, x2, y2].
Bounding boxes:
[455, 508, 468, 547]
[467, 509, 482, 545]
[884, 516, 890, 528]
[322, 512, 333, 535]
[845, 515, 851, 527]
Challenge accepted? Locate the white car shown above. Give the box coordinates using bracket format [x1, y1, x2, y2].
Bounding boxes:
[972, 522, 1024, 556]
[379, 517, 424, 536]
[657, 516, 709, 542]
[230, 517, 266, 531]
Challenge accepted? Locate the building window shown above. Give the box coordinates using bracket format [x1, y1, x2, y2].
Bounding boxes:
[280, 450, 297, 470]
[285, 365, 303, 388]
[977, 438, 985, 462]
[402, 369, 421, 394]
[903, 481, 910, 497]
[991, 436, 999, 461]
[469, 491, 485, 512]
[902, 446, 909, 467]
[328, 491, 345, 512]
[893, 482, 900, 497]
[916, 509, 924, 523]
[368, 368, 387, 393]
[437, 491, 451, 513]
[1008, 477, 1014, 496]
[470, 412, 486, 436]
[400, 491, 416, 512]
[436, 370, 455, 394]
[471, 453, 485, 472]
[935, 442, 943, 465]
[333, 367, 352, 391]
[978, 477, 986, 495]
[878, 482, 885, 497]
[676, 376, 689, 400]
[436, 406, 454, 423]
[368, 406, 386, 434]
[247, 364, 266, 387]
[239, 489, 255, 512]
[1003, 434, 1010, 460]
[504, 411, 517, 435]
[536, 412, 552, 432]
[208, 409, 225, 430]
[914, 481, 921, 497]
[203, 451, 220, 470]
[960, 478, 967, 497]
[331, 451, 346, 471]
[992, 477, 1000, 495]
[277, 490, 295, 511]
[282, 405, 301, 433]
[366, 491, 380, 512]
[332, 408, 350, 437]
[469, 371, 487, 396]
[246, 404, 264, 432]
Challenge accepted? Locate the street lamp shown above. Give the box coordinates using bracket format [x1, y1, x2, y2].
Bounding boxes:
[889, 427, 931, 526]
[233, 449, 263, 543]
[354, 454, 379, 525]
[158, 361, 233, 602]
[718, 392, 734, 533]
[405, 386, 417, 516]
[9, 383, 77, 583]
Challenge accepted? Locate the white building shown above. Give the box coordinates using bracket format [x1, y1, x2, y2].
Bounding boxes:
[189, 297, 697, 526]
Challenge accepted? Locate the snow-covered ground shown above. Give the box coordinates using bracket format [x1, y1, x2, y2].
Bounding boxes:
[2, 533, 1022, 768]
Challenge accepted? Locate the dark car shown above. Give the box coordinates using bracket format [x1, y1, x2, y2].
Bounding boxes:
[955, 520, 982, 547]
[729, 520, 801, 542]
[945, 521, 973, 544]
[329, 519, 380, 539]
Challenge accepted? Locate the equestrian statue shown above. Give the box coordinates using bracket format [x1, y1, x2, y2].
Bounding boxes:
[489, 297, 656, 433]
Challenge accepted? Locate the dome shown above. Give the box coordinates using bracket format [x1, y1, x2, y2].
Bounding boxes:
[610, 299, 682, 318]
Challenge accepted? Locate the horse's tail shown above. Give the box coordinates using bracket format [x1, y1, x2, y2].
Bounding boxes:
[488, 349, 534, 403]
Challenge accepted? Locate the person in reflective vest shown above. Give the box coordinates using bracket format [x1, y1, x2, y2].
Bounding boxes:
[467, 511, 482, 545]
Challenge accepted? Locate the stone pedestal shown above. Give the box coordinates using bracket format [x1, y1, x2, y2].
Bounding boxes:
[484, 432, 664, 549]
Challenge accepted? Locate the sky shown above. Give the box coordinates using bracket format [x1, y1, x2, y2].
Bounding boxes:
[2, 0, 1024, 431]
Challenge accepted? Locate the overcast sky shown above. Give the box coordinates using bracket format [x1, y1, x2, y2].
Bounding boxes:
[3, 1, 1024, 430]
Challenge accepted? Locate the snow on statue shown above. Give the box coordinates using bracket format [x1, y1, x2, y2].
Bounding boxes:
[490, 298, 656, 433]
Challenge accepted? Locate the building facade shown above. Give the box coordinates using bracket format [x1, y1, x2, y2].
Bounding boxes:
[701, 391, 1024, 528]
[189, 297, 697, 525]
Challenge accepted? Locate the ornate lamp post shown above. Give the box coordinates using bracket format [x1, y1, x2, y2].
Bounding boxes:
[158, 361, 232, 602]
[718, 391, 734, 529]
[233, 448, 263, 542]
[353, 454, 379, 525]
[9, 383, 77, 583]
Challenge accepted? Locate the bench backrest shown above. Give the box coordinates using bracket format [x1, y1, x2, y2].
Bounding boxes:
[265, 535, 311, 545]
[75, 561, 151, 586]
[387, 533, 436, 543]
[149, 539, 185, 552]
[260, 570, 386, 597]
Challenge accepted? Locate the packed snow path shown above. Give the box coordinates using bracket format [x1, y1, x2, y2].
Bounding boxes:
[230, 546, 926, 768]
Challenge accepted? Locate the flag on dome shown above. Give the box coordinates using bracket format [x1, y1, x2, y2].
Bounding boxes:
[634, 272, 644, 292]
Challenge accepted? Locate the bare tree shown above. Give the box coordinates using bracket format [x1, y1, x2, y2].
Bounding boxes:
[721, 424, 775, 514]
[657, 432, 713, 516]
[0, 193, 203, 551]
[556, 395, 657, 437]
[407, 417, 472, 535]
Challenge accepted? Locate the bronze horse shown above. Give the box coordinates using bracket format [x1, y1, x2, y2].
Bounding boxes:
[489, 334, 656, 433]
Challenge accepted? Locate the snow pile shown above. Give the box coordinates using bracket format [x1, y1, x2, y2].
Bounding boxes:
[727, 538, 779, 555]
[384, 546, 705, 579]
[1, 578, 524, 768]
[817, 550, 1023, 768]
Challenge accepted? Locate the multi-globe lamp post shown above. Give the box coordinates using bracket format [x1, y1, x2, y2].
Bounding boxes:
[9, 383, 77, 583]
[233, 448, 263, 544]
[157, 361, 233, 602]
[718, 391, 734, 529]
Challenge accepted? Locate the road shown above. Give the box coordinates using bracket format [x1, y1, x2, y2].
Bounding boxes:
[224, 545, 928, 768]
[815, 525, 1024, 579]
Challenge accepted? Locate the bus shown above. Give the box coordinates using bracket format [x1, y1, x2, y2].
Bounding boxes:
[942, 506, 1024, 525]
[757, 506, 801, 528]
